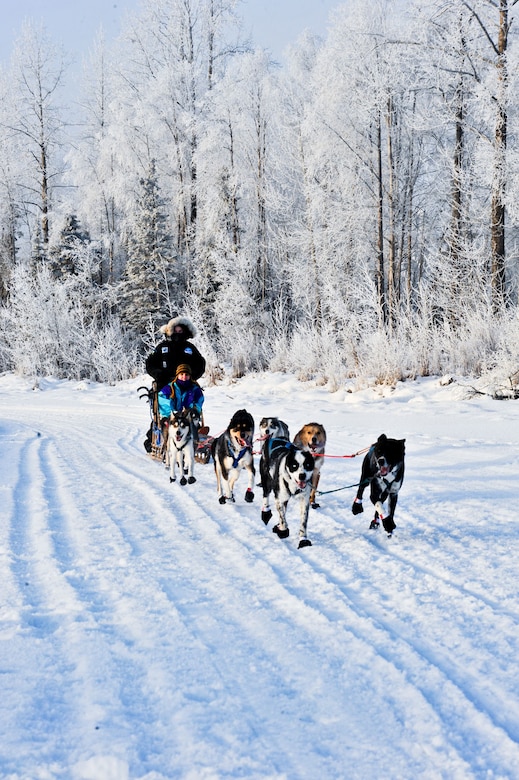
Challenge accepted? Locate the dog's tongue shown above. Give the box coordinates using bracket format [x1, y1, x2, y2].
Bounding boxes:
[380, 466, 389, 476]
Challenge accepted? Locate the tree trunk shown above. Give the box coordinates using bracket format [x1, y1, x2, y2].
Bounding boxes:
[386, 95, 397, 328]
[375, 109, 387, 327]
[490, 0, 508, 310]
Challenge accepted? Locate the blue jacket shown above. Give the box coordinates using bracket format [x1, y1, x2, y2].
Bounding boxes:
[158, 379, 204, 419]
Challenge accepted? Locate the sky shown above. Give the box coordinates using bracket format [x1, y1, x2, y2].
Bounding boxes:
[1, 369, 519, 777]
[0, 0, 339, 69]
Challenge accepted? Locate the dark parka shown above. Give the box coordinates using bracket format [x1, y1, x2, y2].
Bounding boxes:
[145, 316, 206, 388]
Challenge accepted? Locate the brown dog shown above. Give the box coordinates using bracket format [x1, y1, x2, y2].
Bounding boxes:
[293, 423, 327, 508]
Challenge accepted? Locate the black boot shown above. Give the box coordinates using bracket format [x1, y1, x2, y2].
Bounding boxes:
[144, 425, 153, 452]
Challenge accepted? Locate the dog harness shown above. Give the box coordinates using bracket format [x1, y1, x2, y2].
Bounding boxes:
[267, 437, 293, 459]
[226, 436, 251, 468]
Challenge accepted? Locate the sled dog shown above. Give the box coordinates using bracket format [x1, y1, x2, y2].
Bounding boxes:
[259, 417, 290, 502]
[293, 422, 327, 508]
[259, 417, 290, 510]
[211, 409, 255, 504]
[260, 432, 315, 548]
[166, 409, 197, 485]
[259, 416, 290, 443]
[351, 434, 405, 535]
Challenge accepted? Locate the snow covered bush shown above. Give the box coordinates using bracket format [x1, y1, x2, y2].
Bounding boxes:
[0, 260, 140, 383]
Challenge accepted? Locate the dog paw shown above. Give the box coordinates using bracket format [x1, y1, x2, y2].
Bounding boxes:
[245, 489, 254, 503]
[261, 509, 272, 525]
[219, 496, 226, 504]
[180, 476, 187, 485]
[273, 524, 290, 539]
[187, 476, 196, 484]
[169, 477, 176, 483]
[311, 502, 320, 509]
[352, 502, 364, 515]
[382, 518, 396, 534]
[298, 537, 312, 549]
[369, 519, 380, 530]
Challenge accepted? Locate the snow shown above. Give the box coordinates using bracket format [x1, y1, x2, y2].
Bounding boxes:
[1, 370, 519, 780]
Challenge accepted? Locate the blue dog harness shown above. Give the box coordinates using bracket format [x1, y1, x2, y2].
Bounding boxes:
[226, 437, 251, 468]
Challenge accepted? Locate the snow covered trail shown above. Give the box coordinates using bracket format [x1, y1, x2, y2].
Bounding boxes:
[1, 373, 519, 779]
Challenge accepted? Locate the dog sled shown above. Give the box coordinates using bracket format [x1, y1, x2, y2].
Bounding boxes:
[139, 383, 165, 461]
[139, 383, 213, 464]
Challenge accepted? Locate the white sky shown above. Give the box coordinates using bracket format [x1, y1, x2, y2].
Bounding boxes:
[1, 0, 339, 68]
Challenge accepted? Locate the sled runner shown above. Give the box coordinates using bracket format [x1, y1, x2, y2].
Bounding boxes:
[139, 383, 167, 461]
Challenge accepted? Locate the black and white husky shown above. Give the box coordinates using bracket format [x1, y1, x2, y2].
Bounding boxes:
[211, 409, 255, 504]
[166, 410, 197, 485]
[259, 416, 290, 443]
[260, 427, 315, 549]
[352, 434, 405, 536]
[259, 417, 290, 510]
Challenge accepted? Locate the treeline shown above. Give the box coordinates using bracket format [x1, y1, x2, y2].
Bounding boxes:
[1, 0, 519, 392]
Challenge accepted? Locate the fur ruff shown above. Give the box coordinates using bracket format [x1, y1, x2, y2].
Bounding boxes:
[160, 316, 197, 339]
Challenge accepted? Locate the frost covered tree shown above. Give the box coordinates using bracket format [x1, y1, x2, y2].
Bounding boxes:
[118, 159, 176, 334]
[2, 0, 519, 385]
[469, 0, 516, 309]
[0, 250, 138, 382]
[306, 0, 423, 329]
[193, 49, 279, 371]
[414, 1, 486, 325]
[7, 21, 67, 252]
[0, 173, 19, 300]
[48, 214, 92, 280]
[66, 30, 122, 284]
[0, 69, 22, 296]
[265, 35, 328, 334]
[110, 0, 242, 281]
[415, 0, 519, 318]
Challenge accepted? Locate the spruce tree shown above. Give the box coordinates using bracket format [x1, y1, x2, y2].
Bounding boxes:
[119, 159, 176, 334]
[48, 214, 91, 279]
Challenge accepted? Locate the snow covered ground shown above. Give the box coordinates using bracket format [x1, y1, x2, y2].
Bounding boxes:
[1, 370, 518, 780]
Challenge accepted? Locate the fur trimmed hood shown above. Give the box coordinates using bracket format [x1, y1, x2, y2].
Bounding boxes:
[160, 316, 197, 339]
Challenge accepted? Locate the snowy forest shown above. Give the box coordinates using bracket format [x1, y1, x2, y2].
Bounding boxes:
[1, 0, 519, 391]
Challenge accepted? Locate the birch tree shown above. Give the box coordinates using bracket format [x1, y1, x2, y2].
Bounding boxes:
[310, 0, 421, 328]
[67, 31, 123, 283]
[112, 0, 240, 278]
[8, 22, 67, 252]
[420, 0, 519, 315]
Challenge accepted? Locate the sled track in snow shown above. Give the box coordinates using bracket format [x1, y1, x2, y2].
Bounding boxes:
[2, 384, 519, 778]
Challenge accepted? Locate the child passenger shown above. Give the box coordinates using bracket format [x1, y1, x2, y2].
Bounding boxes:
[157, 363, 204, 421]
